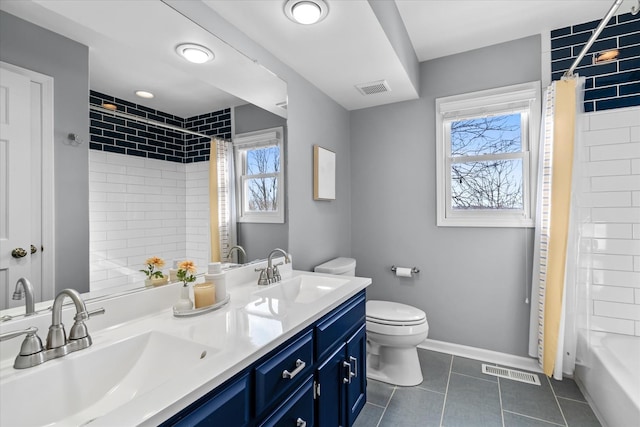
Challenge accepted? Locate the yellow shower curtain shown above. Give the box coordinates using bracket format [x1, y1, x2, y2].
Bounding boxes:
[209, 139, 221, 262]
[537, 79, 578, 377]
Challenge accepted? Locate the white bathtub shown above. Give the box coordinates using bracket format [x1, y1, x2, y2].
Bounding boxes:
[575, 331, 640, 427]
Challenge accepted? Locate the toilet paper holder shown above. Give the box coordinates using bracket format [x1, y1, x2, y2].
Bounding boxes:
[390, 266, 420, 274]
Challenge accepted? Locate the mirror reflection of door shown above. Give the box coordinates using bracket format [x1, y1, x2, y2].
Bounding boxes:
[0, 62, 54, 310]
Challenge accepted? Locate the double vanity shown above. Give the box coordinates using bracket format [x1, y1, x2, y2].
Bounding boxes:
[0, 259, 371, 426]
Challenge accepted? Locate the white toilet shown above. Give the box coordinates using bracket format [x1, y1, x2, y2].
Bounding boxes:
[314, 257, 429, 387]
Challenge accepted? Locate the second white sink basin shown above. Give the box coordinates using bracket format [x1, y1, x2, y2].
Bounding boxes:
[0, 331, 216, 426]
[255, 274, 349, 304]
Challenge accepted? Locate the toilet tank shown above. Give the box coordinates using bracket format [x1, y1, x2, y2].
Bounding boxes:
[314, 257, 356, 276]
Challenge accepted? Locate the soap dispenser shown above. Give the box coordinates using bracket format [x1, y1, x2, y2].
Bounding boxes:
[205, 262, 227, 303]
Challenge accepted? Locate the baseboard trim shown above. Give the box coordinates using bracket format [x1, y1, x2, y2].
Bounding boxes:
[418, 339, 542, 374]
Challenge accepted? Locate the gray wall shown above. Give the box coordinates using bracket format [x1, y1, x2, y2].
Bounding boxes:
[350, 36, 540, 356]
[234, 103, 288, 260]
[0, 11, 90, 295]
[166, 1, 353, 272]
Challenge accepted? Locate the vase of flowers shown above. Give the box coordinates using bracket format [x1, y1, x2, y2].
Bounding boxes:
[173, 260, 197, 312]
[141, 256, 168, 287]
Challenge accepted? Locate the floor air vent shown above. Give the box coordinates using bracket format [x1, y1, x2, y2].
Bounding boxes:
[355, 80, 391, 96]
[481, 364, 541, 385]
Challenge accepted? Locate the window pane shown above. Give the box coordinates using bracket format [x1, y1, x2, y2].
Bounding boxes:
[245, 177, 278, 212]
[450, 113, 521, 157]
[246, 146, 280, 175]
[451, 159, 523, 210]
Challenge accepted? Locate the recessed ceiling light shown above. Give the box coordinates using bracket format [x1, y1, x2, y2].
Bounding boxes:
[135, 90, 154, 99]
[284, 0, 329, 25]
[176, 43, 215, 64]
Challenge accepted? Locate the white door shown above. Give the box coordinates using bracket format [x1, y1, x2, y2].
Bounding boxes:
[0, 67, 32, 310]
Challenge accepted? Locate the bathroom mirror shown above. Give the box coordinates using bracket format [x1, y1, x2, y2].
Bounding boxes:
[0, 0, 287, 317]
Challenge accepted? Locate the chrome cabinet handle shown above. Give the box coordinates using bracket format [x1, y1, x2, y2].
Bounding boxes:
[296, 418, 306, 427]
[343, 360, 353, 384]
[11, 248, 27, 258]
[350, 356, 358, 378]
[282, 359, 306, 379]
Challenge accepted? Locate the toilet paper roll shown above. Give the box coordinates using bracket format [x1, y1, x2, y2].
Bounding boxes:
[395, 267, 413, 278]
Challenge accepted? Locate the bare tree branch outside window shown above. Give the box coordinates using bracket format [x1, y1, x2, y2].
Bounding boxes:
[449, 113, 524, 210]
[245, 146, 280, 212]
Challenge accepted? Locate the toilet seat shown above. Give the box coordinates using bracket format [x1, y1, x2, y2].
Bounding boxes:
[366, 300, 426, 326]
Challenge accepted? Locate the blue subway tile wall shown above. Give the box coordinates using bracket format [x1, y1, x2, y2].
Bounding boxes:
[551, 11, 640, 112]
[89, 90, 231, 163]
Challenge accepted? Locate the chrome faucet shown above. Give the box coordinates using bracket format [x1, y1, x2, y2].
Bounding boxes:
[227, 245, 247, 264]
[12, 277, 35, 316]
[0, 289, 104, 369]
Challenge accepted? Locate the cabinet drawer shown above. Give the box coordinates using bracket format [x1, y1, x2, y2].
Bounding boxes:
[315, 292, 365, 360]
[259, 376, 315, 427]
[256, 330, 314, 415]
[169, 373, 251, 427]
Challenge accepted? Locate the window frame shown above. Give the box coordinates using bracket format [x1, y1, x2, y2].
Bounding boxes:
[435, 82, 541, 228]
[234, 127, 285, 224]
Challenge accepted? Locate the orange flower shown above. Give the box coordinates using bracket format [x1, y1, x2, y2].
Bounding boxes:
[145, 256, 165, 268]
[178, 260, 197, 274]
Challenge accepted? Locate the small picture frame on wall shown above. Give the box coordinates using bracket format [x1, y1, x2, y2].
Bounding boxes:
[313, 145, 336, 201]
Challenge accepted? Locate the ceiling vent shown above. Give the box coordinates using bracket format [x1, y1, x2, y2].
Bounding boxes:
[355, 80, 391, 96]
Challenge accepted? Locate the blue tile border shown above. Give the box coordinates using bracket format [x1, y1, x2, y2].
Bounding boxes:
[89, 90, 231, 163]
[550, 11, 640, 112]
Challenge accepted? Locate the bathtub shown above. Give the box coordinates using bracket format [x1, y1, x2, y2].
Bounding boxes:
[574, 331, 640, 427]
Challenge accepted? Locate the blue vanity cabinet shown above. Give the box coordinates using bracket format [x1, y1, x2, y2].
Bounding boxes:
[163, 290, 366, 427]
[314, 292, 366, 427]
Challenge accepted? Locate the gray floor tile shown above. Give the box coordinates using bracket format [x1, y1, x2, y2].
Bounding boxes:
[442, 373, 502, 427]
[417, 348, 452, 393]
[378, 387, 444, 427]
[500, 376, 565, 425]
[503, 411, 564, 427]
[367, 379, 395, 407]
[549, 378, 586, 402]
[353, 402, 385, 427]
[451, 356, 498, 382]
[558, 397, 601, 427]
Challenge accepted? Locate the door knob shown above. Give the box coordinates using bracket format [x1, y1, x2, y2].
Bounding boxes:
[30, 245, 38, 255]
[11, 248, 28, 258]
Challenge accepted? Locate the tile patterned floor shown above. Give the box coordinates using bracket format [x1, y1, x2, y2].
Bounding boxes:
[354, 349, 601, 427]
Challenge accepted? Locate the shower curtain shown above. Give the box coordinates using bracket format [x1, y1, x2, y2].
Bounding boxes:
[528, 77, 585, 379]
[209, 138, 237, 262]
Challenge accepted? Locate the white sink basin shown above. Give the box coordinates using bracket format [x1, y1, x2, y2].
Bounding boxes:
[255, 274, 349, 304]
[0, 331, 217, 426]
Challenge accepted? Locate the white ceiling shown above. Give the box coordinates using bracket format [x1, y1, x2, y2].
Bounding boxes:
[2, 0, 635, 115]
[0, 0, 287, 118]
[205, 0, 635, 110]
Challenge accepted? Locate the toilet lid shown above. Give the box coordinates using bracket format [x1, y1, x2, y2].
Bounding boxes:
[366, 300, 426, 325]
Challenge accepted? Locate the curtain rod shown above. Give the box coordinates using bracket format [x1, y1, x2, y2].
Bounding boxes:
[564, 0, 624, 78]
[90, 104, 213, 139]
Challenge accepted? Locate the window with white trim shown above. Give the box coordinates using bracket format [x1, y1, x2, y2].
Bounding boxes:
[234, 127, 285, 223]
[435, 82, 540, 227]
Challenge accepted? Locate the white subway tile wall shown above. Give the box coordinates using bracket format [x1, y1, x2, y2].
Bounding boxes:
[89, 151, 210, 291]
[582, 105, 640, 337]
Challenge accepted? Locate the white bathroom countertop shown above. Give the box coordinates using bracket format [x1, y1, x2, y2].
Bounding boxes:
[0, 267, 371, 427]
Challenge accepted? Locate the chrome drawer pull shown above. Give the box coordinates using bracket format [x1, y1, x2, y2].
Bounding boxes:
[350, 356, 358, 378]
[282, 359, 306, 379]
[296, 418, 307, 427]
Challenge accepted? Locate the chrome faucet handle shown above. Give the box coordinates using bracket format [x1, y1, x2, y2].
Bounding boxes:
[255, 268, 269, 286]
[0, 327, 44, 356]
[69, 307, 105, 341]
[272, 263, 283, 282]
